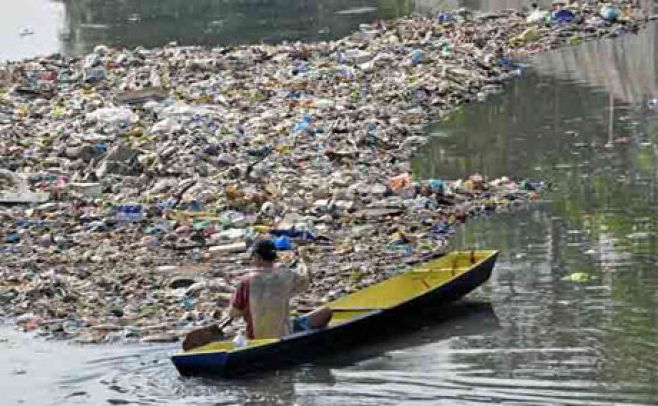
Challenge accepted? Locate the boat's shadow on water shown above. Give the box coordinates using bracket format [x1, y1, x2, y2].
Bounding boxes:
[311, 300, 499, 371]
[189, 300, 499, 390]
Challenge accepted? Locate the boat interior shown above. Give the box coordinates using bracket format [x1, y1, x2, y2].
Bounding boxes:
[181, 250, 495, 355]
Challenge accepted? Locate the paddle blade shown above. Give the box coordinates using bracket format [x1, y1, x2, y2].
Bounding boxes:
[182, 324, 224, 351]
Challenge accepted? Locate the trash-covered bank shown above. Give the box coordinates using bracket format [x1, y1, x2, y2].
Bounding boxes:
[0, 2, 646, 343]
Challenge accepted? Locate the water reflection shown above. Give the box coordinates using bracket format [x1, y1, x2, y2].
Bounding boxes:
[2, 0, 568, 61]
[60, 0, 415, 55]
[411, 19, 658, 405]
[533, 23, 658, 105]
[413, 24, 658, 179]
[61, 0, 547, 55]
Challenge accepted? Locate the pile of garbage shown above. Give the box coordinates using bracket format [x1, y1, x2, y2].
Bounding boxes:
[0, 2, 643, 343]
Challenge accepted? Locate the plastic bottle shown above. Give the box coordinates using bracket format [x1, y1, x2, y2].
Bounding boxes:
[410, 49, 423, 64]
[233, 330, 247, 348]
[440, 43, 453, 57]
[191, 248, 202, 263]
[292, 115, 313, 134]
[600, 5, 620, 22]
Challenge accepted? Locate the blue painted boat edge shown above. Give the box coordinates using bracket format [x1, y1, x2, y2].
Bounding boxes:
[171, 309, 387, 377]
[172, 348, 228, 376]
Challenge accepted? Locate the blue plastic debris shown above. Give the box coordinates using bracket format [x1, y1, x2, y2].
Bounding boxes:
[551, 9, 576, 24]
[436, 12, 455, 24]
[428, 179, 446, 193]
[292, 115, 313, 134]
[272, 236, 293, 251]
[600, 5, 621, 21]
[4, 231, 20, 243]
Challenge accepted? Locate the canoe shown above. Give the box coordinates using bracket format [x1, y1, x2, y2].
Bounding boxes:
[171, 250, 498, 378]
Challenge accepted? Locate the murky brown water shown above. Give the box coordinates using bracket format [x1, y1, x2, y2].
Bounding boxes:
[1, 1, 658, 405]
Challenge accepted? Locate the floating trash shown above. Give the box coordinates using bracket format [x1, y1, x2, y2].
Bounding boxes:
[561, 272, 591, 282]
[0, 0, 641, 344]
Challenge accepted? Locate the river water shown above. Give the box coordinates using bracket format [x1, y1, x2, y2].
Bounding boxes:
[1, 1, 657, 405]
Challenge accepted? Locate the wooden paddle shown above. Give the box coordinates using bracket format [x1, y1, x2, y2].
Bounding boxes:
[182, 317, 233, 351]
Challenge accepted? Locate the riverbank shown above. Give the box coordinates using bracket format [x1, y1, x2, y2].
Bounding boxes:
[0, 1, 647, 344]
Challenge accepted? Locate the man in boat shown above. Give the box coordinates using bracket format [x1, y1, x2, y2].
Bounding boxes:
[227, 239, 332, 339]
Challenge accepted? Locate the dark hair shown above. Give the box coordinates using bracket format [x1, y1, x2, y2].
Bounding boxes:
[250, 239, 278, 261]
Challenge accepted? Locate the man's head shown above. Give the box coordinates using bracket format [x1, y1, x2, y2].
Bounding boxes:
[249, 239, 278, 265]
